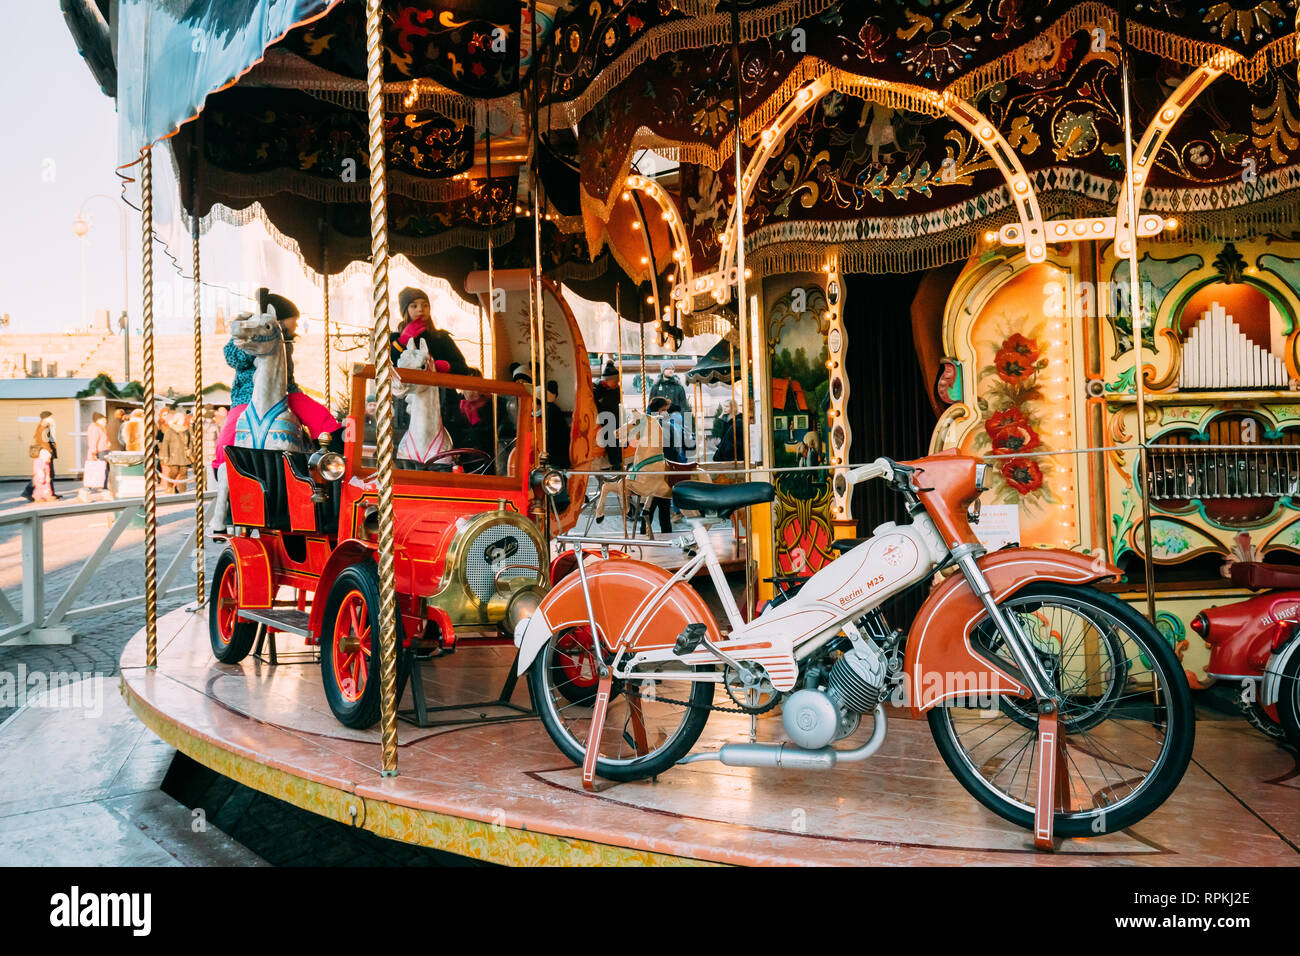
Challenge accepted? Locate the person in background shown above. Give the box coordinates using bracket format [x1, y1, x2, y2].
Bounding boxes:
[391, 287, 471, 374]
[83, 411, 112, 500]
[649, 364, 690, 424]
[712, 399, 744, 464]
[31, 449, 56, 503]
[22, 411, 59, 501]
[641, 396, 675, 535]
[455, 370, 495, 471]
[543, 380, 572, 513]
[111, 407, 128, 450]
[592, 360, 623, 472]
[160, 410, 191, 494]
[202, 407, 225, 476]
[123, 409, 146, 453]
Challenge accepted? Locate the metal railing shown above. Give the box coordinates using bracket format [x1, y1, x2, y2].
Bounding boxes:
[0, 492, 214, 646]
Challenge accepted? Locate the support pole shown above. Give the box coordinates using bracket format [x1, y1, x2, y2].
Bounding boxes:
[730, 1, 754, 619]
[531, 0, 547, 462]
[1118, 6, 1158, 625]
[191, 210, 205, 605]
[141, 147, 159, 666]
[365, 0, 400, 776]
[322, 231, 331, 413]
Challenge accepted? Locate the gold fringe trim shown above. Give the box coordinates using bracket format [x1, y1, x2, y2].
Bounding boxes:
[246, 49, 516, 123]
[200, 163, 473, 204]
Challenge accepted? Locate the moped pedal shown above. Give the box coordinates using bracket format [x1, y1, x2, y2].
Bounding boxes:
[673, 622, 707, 656]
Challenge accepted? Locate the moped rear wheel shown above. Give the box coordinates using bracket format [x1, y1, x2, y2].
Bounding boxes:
[528, 627, 714, 781]
[927, 583, 1194, 837]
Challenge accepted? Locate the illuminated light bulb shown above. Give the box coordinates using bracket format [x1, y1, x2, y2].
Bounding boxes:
[1014, 180, 1029, 193]
[1029, 245, 1044, 258]
[631, 221, 641, 230]
[621, 191, 631, 201]
[1131, 170, 1146, 183]
[823, 264, 832, 272]
[978, 125, 994, 139]
[744, 268, 752, 279]
[646, 295, 654, 304]
[1117, 240, 1131, 253]
[1165, 218, 1178, 230]
[1054, 223, 1068, 236]
[640, 256, 648, 264]
[985, 231, 996, 242]
[661, 211, 670, 221]
[1161, 108, 1177, 123]
[1073, 221, 1086, 235]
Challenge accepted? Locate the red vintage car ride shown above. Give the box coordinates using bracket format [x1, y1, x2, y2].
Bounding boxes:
[208, 363, 553, 728]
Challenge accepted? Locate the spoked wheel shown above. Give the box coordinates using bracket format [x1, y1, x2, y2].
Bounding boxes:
[528, 627, 715, 781]
[975, 601, 1129, 733]
[928, 583, 1194, 837]
[320, 563, 408, 729]
[209, 548, 257, 663]
[552, 627, 600, 706]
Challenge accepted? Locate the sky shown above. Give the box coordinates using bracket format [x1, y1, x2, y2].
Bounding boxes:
[0, 5, 706, 363]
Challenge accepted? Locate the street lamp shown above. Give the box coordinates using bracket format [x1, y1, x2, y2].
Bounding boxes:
[72, 194, 129, 353]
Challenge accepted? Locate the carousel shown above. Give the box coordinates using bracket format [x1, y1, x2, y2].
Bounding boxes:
[94, 0, 1300, 864]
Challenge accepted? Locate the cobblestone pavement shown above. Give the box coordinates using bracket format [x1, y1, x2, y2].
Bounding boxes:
[0, 479, 221, 723]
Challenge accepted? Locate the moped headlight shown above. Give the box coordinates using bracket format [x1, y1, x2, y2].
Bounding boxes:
[503, 585, 545, 633]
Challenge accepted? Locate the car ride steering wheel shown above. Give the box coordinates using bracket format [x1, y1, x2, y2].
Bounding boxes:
[421, 447, 494, 474]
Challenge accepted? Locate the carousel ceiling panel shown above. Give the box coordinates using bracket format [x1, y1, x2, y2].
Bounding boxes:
[198, 88, 476, 200]
[677, 35, 1300, 276]
[116, 0, 346, 163]
[543, 0, 1300, 136]
[280, 0, 523, 97]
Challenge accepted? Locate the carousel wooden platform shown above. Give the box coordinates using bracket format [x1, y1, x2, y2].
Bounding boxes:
[119, 606, 1300, 866]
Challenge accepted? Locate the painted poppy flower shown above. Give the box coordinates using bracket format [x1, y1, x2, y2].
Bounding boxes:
[1001, 458, 1044, 494]
[994, 348, 1034, 384]
[985, 407, 1029, 437]
[990, 422, 1041, 455]
[1000, 333, 1041, 363]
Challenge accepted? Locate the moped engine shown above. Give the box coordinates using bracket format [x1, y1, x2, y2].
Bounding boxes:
[782, 641, 887, 750]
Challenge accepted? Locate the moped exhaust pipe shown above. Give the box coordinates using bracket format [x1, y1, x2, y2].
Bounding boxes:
[677, 706, 887, 769]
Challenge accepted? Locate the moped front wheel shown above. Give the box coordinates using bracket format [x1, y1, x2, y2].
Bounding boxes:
[1276, 643, 1300, 749]
[927, 583, 1194, 838]
[528, 627, 715, 782]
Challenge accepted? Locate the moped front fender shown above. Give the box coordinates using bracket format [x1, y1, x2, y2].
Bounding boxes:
[515, 558, 721, 675]
[904, 547, 1121, 715]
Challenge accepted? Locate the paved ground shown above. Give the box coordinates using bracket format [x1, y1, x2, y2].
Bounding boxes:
[0, 478, 219, 723]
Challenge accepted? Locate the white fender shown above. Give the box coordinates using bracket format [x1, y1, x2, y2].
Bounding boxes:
[513, 613, 554, 676]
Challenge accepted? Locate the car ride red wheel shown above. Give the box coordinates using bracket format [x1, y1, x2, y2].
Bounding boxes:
[320, 562, 408, 729]
[209, 548, 258, 663]
[552, 627, 599, 705]
[331, 591, 371, 704]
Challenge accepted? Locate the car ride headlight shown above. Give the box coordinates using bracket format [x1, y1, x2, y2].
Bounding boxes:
[503, 585, 545, 633]
[316, 451, 345, 482]
[543, 470, 565, 495]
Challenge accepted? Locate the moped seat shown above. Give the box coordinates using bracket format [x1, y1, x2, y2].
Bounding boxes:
[672, 480, 774, 518]
[1229, 561, 1300, 591]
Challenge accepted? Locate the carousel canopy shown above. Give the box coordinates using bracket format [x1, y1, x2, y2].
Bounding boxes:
[84, 2, 1300, 316]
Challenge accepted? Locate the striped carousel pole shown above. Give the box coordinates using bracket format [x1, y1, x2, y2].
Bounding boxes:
[365, 0, 401, 776]
[191, 209, 205, 605]
[141, 146, 159, 666]
[321, 230, 331, 413]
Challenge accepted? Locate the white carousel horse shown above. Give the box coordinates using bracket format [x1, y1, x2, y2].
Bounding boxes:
[392, 340, 452, 466]
[210, 309, 307, 534]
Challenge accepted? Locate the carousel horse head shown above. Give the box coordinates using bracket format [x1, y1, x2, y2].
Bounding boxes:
[392, 338, 431, 399]
[230, 307, 285, 358]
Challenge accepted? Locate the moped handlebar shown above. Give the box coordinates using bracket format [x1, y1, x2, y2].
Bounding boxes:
[844, 457, 896, 487]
